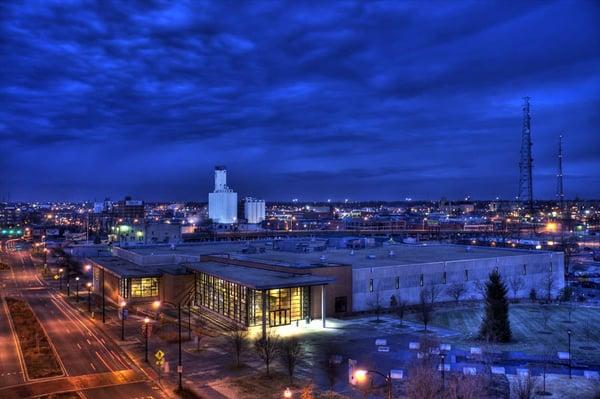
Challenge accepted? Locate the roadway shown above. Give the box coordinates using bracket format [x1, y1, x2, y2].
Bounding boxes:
[0, 243, 165, 398]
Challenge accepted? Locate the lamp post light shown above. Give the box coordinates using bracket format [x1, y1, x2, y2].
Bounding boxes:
[188, 301, 192, 340]
[102, 268, 106, 323]
[283, 387, 292, 398]
[75, 277, 80, 302]
[59, 268, 64, 291]
[567, 329, 572, 379]
[120, 300, 127, 341]
[354, 369, 392, 399]
[86, 282, 92, 312]
[144, 317, 150, 362]
[440, 353, 446, 394]
[152, 300, 161, 320]
[178, 302, 182, 391]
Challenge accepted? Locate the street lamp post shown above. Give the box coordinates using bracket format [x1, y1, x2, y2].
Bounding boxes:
[59, 268, 63, 291]
[354, 369, 392, 399]
[86, 282, 92, 312]
[567, 329, 572, 379]
[75, 277, 80, 302]
[178, 302, 182, 391]
[188, 301, 191, 340]
[102, 267, 106, 323]
[144, 317, 150, 362]
[440, 353, 446, 394]
[66, 271, 70, 297]
[120, 300, 127, 341]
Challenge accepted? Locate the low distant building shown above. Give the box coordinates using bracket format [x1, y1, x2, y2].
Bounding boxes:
[110, 222, 181, 246]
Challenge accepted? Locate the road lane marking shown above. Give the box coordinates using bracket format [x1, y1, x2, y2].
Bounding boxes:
[95, 350, 114, 372]
[89, 362, 96, 371]
[77, 343, 82, 350]
[87, 339, 92, 345]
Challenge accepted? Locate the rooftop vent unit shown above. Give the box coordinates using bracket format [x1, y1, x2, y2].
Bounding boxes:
[466, 246, 472, 252]
[319, 255, 327, 262]
[350, 249, 355, 256]
[367, 254, 376, 260]
[388, 250, 395, 257]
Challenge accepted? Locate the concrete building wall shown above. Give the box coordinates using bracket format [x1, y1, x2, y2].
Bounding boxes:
[309, 265, 353, 318]
[161, 273, 195, 304]
[208, 191, 238, 224]
[352, 251, 564, 311]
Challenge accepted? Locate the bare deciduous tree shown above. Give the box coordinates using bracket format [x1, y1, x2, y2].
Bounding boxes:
[446, 374, 486, 399]
[446, 282, 467, 303]
[426, 282, 441, 305]
[473, 279, 487, 299]
[280, 336, 304, 385]
[540, 305, 552, 331]
[254, 331, 279, 376]
[538, 348, 556, 396]
[417, 289, 434, 332]
[542, 273, 556, 303]
[512, 372, 538, 399]
[508, 276, 525, 302]
[368, 289, 383, 322]
[406, 337, 441, 399]
[226, 328, 248, 368]
[323, 344, 342, 394]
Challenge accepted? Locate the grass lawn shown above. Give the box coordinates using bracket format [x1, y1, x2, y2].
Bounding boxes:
[406, 303, 600, 364]
[5, 297, 63, 379]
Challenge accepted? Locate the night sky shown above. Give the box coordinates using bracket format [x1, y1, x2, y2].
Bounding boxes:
[1, 1, 599, 202]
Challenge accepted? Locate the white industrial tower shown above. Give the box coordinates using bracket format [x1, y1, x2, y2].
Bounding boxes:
[244, 197, 266, 224]
[208, 166, 238, 224]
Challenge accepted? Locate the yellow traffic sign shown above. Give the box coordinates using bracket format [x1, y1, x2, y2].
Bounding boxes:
[155, 350, 165, 360]
[53, 275, 59, 280]
[156, 358, 164, 366]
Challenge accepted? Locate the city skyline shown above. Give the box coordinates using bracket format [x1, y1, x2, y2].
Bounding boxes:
[1, 1, 599, 201]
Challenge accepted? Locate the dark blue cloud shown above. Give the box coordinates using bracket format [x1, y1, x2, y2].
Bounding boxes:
[0, 0, 598, 201]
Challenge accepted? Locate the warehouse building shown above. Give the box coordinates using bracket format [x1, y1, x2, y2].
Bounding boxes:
[88, 240, 564, 336]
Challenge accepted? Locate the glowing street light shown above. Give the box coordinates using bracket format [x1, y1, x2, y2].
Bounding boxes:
[144, 317, 150, 362]
[86, 282, 92, 312]
[75, 277, 80, 302]
[58, 268, 64, 291]
[353, 369, 391, 399]
[283, 387, 292, 398]
[84, 264, 92, 272]
[152, 300, 161, 320]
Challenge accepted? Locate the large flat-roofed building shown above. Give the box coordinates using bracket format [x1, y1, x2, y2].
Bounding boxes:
[92, 240, 564, 335]
[226, 243, 564, 311]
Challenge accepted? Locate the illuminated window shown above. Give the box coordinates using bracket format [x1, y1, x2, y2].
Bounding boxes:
[464, 270, 469, 281]
[420, 274, 424, 286]
[369, 279, 373, 292]
[443, 272, 447, 284]
[395, 276, 400, 289]
[523, 264, 527, 275]
[130, 277, 159, 297]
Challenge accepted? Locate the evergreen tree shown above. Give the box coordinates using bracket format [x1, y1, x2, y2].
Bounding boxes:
[479, 271, 512, 342]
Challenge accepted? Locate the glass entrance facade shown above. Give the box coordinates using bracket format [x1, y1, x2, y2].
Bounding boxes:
[195, 272, 310, 327]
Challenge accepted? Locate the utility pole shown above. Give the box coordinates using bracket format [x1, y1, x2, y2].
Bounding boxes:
[557, 134, 564, 210]
[518, 97, 534, 213]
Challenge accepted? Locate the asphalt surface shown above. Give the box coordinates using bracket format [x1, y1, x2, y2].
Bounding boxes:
[0, 242, 166, 398]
